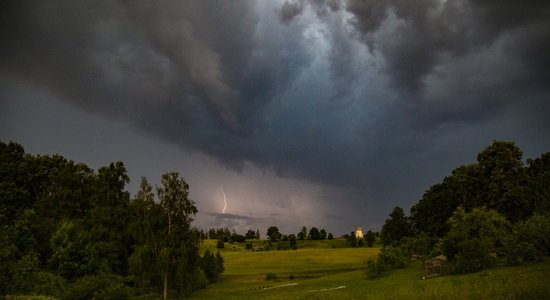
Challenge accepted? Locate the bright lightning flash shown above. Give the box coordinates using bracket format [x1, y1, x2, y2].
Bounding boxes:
[221, 189, 227, 214]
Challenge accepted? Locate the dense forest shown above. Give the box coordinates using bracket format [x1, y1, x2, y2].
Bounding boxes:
[371, 141, 550, 277]
[0, 141, 223, 299]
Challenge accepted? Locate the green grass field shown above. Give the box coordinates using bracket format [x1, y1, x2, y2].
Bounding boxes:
[192, 239, 550, 299]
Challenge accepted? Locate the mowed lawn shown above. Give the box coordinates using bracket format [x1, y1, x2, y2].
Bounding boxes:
[192, 240, 550, 299]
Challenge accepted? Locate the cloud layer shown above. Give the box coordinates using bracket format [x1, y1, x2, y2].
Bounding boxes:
[2, 0, 549, 231]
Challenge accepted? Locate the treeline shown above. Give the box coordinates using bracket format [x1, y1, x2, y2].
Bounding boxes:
[369, 141, 550, 277]
[0, 141, 223, 299]
[204, 225, 336, 251]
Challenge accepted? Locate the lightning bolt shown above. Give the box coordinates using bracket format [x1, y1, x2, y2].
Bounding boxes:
[221, 188, 227, 214]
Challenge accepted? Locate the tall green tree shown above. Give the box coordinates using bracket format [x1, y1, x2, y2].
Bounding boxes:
[129, 178, 163, 289]
[526, 153, 550, 214]
[410, 164, 478, 237]
[476, 141, 529, 221]
[380, 207, 413, 246]
[130, 173, 201, 299]
[82, 162, 131, 275]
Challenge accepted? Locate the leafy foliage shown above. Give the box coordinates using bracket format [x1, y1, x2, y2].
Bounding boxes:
[505, 214, 550, 264]
[0, 142, 223, 299]
[365, 230, 375, 247]
[441, 207, 509, 273]
[266, 226, 281, 242]
[380, 207, 413, 246]
[365, 246, 408, 279]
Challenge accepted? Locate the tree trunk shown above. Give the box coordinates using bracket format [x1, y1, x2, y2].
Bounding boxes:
[163, 272, 168, 300]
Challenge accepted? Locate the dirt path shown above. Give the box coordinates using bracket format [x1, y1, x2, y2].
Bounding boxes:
[262, 283, 299, 290]
[307, 285, 346, 292]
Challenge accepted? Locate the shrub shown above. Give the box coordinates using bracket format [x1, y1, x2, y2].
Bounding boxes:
[442, 208, 510, 274]
[378, 246, 407, 269]
[265, 273, 278, 281]
[201, 250, 224, 283]
[365, 258, 385, 279]
[505, 214, 550, 264]
[9, 252, 67, 298]
[399, 232, 435, 257]
[365, 246, 408, 279]
[216, 240, 224, 249]
[62, 275, 132, 300]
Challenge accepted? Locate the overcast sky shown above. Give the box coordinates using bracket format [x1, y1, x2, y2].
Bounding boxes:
[1, 0, 549, 235]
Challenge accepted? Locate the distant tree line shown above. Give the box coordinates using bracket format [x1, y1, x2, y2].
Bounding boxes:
[0, 141, 224, 299]
[207, 225, 338, 251]
[368, 141, 550, 277]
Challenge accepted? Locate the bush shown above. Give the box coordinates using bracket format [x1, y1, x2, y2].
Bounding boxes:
[62, 275, 132, 300]
[365, 258, 385, 279]
[216, 240, 224, 249]
[442, 208, 510, 274]
[505, 214, 550, 264]
[9, 252, 67, 298]
[399, 233, 435, 257]
[201, 250, 224, 283]
[378, 246, 407, 269]
[265, 273, 278, 281]
[365, 246, 408, 279]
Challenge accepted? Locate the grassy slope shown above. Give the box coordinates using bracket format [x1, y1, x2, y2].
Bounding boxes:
[192, 240, 550, 299]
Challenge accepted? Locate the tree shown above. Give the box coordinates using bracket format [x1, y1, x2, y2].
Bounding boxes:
[410, 165, 478, 237]
[319, 229, 327, 240]
[130, 173, 201, 299]
[49, 220, 84, 279]
[526, 153, 550, 215]
[245, 229, 256, 240]
[327, 233, 334, 240]
[288, 234, 297, 249]
[297, 226, 307, 240]
[505, 214, 550, 264]
[266, 226, 280, 242]
[308, 227, 320, 240]
[82, 162, 131, 275]
[476, 141, 529, 222]
[365, 230, 375, 247]
[441, 207, 510, 273]
[201, 250, 224, 283]
[380, 207, 413, 246]
[157, 172, 200, 298]
[411, 141, 538, 237]
[255, 229, 260, 240]
[347, 231, 358, 247]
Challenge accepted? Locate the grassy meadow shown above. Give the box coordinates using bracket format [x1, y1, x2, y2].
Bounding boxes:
[192, 239, 550, 299]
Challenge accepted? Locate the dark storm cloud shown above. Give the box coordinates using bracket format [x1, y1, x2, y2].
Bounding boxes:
[279, 0, 305, 24]
[2, 0, 550, 219]
[1, 0, 310, 162]
[346, 0, 550, 96]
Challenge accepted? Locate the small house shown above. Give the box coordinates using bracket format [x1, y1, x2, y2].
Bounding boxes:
[424, 255, 448, 278]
